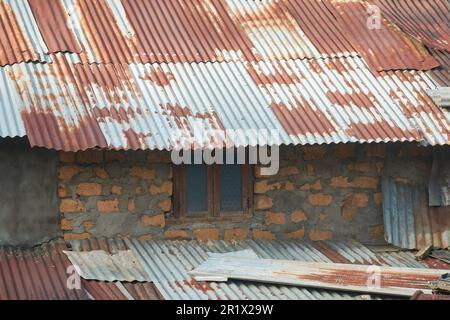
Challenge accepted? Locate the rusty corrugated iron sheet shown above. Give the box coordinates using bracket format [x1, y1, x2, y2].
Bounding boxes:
[374, 0, 450, 52]
[2, 54, 449, 150]
[71, 238, 445, 300]
[381, 175, 450, 250]
[0, 239, 88, 300]
[0, 238, 162, 300]
[82, 280, 163, 300]
[428, 49, 450, 86]
[328, 0, 439, 72]
[0, 0, 448, 149]
[0, 0, 50, 66]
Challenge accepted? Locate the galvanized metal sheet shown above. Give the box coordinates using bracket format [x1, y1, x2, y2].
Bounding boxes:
[1, 54, 449, 150]
[382, 175, 450, 250]
[115, 239, 443, 300]
[0, 0, 50, 66]
[63, 249, 152, 282]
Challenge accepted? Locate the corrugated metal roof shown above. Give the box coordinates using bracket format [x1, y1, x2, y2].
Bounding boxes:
[0, 239, 88, 300]
[69, 238, 449, 300]
[0, 238, 162, 300]
[381, 175, 450, 250]
[428, 49, 450, 86]
[2, 54, 449, 150]
[327, 0, 439, 72]
[0, 0, 50, 66]
[374, 0, 450, 52]
[0, 0, 449, 148]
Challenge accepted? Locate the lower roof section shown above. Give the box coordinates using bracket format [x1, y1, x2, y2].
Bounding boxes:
[69, 238, 449, 300]
[0, 54, 449, 151]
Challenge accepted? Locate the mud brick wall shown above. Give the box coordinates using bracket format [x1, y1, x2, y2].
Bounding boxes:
[57, 143, 435, 244]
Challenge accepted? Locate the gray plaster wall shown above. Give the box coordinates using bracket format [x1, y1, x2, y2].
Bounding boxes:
[0, 138, 60, 246]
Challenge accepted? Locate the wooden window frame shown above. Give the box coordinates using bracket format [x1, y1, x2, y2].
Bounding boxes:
[173, 164, 253, 220]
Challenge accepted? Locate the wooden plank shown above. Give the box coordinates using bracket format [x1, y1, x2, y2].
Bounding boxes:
[189, 257, 448, 297]
[415, 244, 433, 260]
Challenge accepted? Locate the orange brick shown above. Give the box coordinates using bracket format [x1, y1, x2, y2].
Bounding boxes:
[138, 234, 153, 241]
[347, 162, 371, 173]
[369, 224, 385, 237]
[374, 192, 383, 205]
[194, 228, 220, 241]
[253, 229, 276, 240]
[308, 193, 332, 206]
[93, 167, 109, 179]
[285, 181, 295, 191]
[141, 214, 165, 227]
[111, 185, 122, 195]
[149, 181, 173, 195]
[291, 210, 307, 223]
[330, 176, 350, 188]
[58, 184, 69, 198]
[128, 199, 136, 212]
[130, 166, 156, 179]
[64, 232, 91, 240]
[59, 151, 75, 163]
[164, 229, 189, 240]
[76, 183, 102, 196]
[309, 230, 333, 241]
[104, 150, 126, 162]
[286, 227, 305, 239]
[60, 218, 72, 231]
[158, 199, 172, 212]
[303, 145, 326, 160]
[224, 228, 249, 240]
[352, 177, 378, 189]
[76, 150, 104, 163]
[341, 193, 369, 221]
[299, 180, 322, 191]
[265, 212, 286, 225]
[58, 166, 80, 180]
[334, 144, 356, 159]
[279, 166, 300, 176]
[254, 195, 273, 210]
[60, 199, 85, 213]
[97, 199, 119, 212]
[254, 180, 281, 194]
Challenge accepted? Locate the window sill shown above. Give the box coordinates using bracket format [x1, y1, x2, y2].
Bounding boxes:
[166, 214, 252, 225]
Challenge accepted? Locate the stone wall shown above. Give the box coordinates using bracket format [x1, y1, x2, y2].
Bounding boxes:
[57, 143, 436, 244]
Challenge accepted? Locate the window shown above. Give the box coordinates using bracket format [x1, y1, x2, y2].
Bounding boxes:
[173, 164, 252, 218]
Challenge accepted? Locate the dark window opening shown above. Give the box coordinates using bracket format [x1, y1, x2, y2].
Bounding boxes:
[174, 164, 252, 218]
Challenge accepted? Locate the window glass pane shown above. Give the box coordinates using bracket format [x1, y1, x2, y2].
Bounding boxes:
[220, 165, 242, 212]
[185, 165, 208, 213]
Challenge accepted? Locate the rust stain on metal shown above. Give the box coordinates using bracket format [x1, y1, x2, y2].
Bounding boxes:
[374, 0, 450, 52]
[28, 0, 82, 53]
[139, 66, 175, 87]
[76, 0, 137, 64]
[120, 0, 256, 63]
[328, 0, 440, 71]
[0, 240, 88, 300]
[295, 268, 440, 290]
[0, 0, 40, 66]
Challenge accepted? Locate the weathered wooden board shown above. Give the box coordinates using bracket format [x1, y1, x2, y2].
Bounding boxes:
[190, 257, 448, 297]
